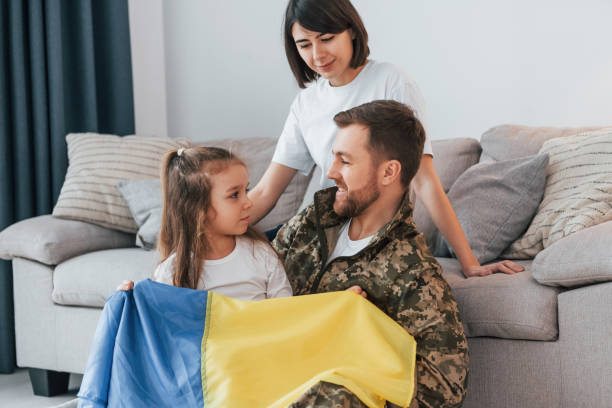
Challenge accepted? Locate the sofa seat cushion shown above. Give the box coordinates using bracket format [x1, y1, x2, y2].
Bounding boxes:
[438, 257, 561, 341]
[52, 248, 159, 307]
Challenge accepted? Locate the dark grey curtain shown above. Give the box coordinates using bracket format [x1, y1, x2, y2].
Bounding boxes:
[0, 0, 134, 373]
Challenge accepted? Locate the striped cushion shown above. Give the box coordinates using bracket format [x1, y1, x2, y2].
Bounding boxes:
[53, 133, 188, 233]
[503, 128, 612, 259]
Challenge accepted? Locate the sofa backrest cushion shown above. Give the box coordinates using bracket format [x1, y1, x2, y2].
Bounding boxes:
[480, 124, 606, 162]
[413, 138, 482, 251]
[297, 165, 322, 214]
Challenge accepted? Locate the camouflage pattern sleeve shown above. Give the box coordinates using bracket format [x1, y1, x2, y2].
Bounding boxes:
[271, 207, 309, 264]
[389, 263, 469, 408]
[287, 381, 369, 408]
[287, 381, 421, 407]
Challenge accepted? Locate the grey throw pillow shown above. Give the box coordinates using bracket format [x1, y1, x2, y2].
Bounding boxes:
[442, 154, 549, 264]
[116, 179, 162, 250]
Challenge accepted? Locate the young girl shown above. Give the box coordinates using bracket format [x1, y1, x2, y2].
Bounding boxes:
[152, 146, 292, 300]
[248, 0, 524, 277]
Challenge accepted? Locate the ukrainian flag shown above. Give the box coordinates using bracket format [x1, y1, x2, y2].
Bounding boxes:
[78, 279, 416, 408]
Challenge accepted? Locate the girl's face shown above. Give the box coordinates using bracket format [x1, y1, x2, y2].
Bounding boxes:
[206, 163, 252, 239]
[291, 22, 358, 87]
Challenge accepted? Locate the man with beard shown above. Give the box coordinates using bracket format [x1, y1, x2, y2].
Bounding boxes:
[273, 100, 469, 408]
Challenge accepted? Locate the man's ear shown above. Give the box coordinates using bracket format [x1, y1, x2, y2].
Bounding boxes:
[380, 160, 401, 186]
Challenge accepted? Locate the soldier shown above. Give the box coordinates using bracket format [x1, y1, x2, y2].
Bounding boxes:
[273, 100, 469, 408]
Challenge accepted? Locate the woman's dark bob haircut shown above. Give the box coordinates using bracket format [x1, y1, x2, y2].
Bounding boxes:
[283, 0, 369, 88]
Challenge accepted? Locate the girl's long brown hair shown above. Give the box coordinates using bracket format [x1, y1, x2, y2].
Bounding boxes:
[159, 146, 270, 289]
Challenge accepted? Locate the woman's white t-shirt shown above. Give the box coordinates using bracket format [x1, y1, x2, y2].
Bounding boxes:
[153, 236, 292, 301]
[272, 60, 433, 189]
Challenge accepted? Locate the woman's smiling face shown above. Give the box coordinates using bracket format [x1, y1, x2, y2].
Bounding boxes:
[291, 22, 357, 87]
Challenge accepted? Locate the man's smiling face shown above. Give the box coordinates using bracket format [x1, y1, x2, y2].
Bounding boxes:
[326, 123, 381, 218]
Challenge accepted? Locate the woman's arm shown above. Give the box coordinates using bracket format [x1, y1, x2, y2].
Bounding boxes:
[412, 155, 524, 277]
[248, 163, 298, 225]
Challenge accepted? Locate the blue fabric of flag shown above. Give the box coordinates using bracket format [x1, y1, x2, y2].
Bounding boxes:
[78, 280, 206, 408]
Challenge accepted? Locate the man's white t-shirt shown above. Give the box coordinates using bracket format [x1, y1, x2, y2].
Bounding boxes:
[326, 220, 374, 267]
[153, 236, 292, 301]
[272, 60, 433, 189]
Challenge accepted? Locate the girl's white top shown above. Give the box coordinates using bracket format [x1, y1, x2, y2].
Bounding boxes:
[153, 236, 292, 300]
[272, 60, 433, 188]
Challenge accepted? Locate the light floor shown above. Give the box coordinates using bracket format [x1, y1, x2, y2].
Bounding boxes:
[0, 368, 80, 408]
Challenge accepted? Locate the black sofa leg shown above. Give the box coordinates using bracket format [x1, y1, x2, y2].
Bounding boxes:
[28, 368, 70, 396]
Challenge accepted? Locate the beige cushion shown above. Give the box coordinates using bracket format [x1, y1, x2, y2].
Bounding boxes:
[52, 248, 158, 307]
[197, 138, 312, 232]
[53, 133, 189, 233]
[504, 128, 612, 259]
[480, 124, 606, 161]
[532, 221, 612, 287]
[0, 215, 134, 265]
[439, 257, 560, 340]
[413, 138, 482, 251]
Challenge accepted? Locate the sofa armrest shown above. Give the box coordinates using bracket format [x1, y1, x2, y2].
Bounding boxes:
[532, 220, 612, 287]
[0, 215, 135, 266]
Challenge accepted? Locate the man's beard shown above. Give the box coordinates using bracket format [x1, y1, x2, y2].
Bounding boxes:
[333, 176, 380, 218]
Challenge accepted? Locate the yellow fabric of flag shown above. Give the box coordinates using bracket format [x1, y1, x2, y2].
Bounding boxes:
[201, 291, 417, 408]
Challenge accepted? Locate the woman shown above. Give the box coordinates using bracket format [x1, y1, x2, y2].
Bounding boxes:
[248, 0, 523, 277]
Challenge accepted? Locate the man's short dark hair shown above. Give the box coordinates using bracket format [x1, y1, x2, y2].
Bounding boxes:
[283, 0, 370, 89]
[333, 100, 426, 188]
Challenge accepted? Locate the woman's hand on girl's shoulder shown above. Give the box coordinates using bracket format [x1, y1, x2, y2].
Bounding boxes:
[116, 280, 134, 291]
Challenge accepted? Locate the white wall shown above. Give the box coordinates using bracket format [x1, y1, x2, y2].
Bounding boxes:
[128, 0, 168, 137]
[129, 0, 612, 142]
[355, 0, 612, 140]
[162, 0, 298, 141]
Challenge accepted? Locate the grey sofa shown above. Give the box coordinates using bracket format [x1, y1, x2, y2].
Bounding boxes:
[2, 126, 612, 407]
